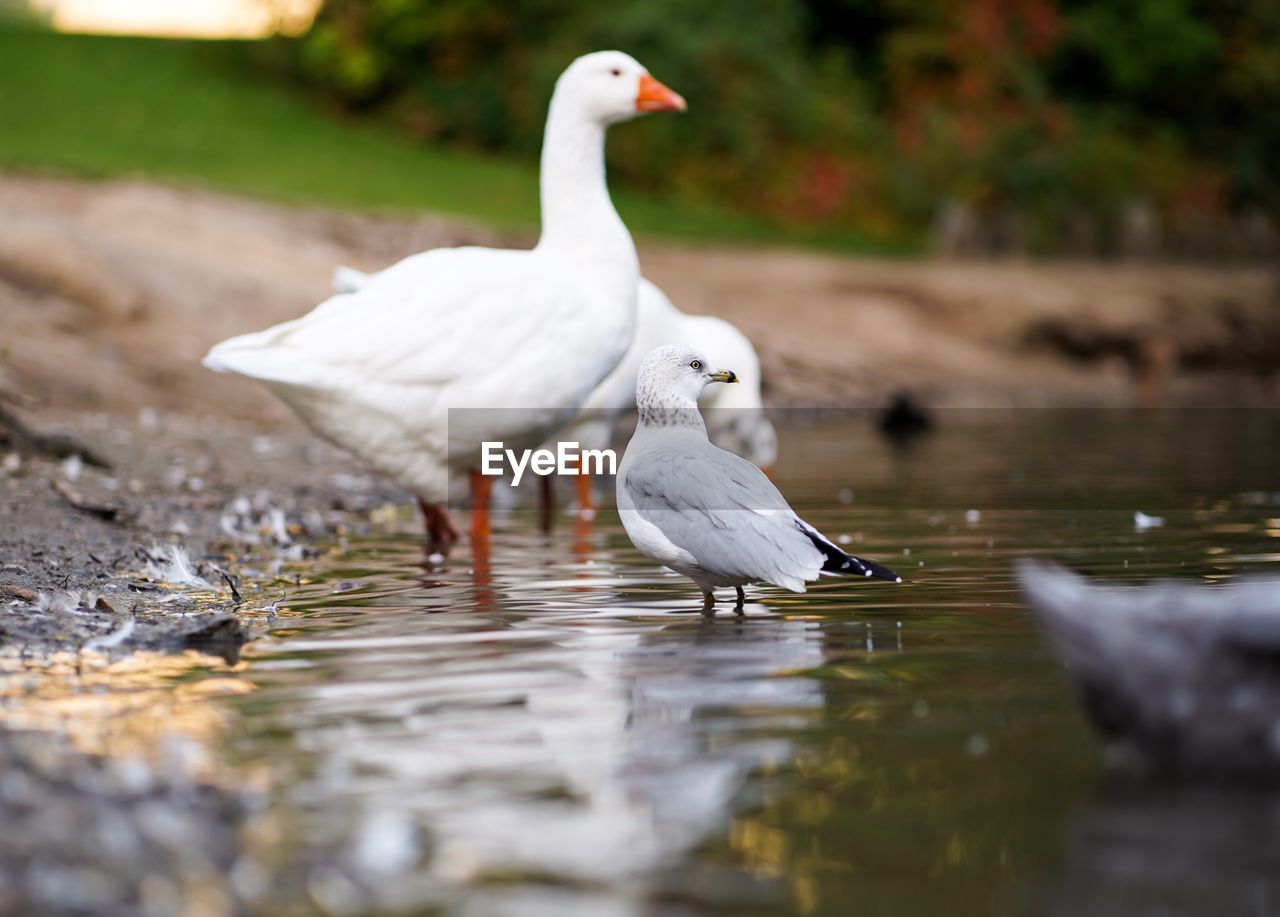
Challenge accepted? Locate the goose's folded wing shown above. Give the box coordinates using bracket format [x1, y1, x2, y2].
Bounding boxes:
[623, 441, 821, 590]
[206, 248, 577, 391]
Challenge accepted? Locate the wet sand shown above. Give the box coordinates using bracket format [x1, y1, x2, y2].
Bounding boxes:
[0, 409, 407, 656]
[3, 173, 1276, 426]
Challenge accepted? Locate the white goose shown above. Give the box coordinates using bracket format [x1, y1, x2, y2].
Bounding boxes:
[330, 272, 777, 513]
[204, 51, 685, 546]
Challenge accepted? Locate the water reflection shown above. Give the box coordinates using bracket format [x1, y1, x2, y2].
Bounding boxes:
[252, 584, 830, 907]
[3, 411, 1280, 914]
[1044, 784, 1280, 917]
[0, 650, 252, 785]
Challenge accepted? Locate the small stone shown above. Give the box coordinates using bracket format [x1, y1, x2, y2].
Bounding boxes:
[0, 584, 37, 603]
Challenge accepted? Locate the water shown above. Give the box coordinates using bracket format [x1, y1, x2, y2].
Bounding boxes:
[10, 411, 1280, 915]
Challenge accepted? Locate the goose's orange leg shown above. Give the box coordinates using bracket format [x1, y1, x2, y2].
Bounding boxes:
[471, 523, 494, 608]
[574, 459, 595, 517]
[469, 468, 493, 542]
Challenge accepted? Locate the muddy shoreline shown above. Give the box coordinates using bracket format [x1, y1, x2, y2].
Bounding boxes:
[0, 409, 407, 658]
[0, 408, 409, 912]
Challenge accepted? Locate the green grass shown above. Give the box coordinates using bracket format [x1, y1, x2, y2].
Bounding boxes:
[0, 27, 907, 249]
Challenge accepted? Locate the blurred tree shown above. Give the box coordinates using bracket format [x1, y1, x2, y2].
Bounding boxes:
[291, 0, 886, 225]
[285, 0, 1279, 252]
[1056, 0, 1280, 213]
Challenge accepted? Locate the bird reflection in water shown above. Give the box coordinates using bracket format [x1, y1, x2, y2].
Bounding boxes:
[271, 601, 829, 905]
[1042, 783, 1280, 917]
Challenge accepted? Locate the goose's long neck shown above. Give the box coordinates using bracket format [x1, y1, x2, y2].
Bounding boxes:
[535, 98, 637, 275]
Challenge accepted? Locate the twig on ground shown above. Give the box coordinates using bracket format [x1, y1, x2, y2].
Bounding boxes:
[50, 479, 123, 522]
[0, 401, 112, 468]
[214, 568, 244, 606]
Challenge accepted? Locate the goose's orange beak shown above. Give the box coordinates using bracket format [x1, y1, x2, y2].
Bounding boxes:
[636, 73, 686, 112]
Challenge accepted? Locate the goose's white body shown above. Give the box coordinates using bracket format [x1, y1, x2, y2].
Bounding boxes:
[331, 272, 779, 471]
[205, 51, 682, 506]
[561, 279, 776, 467]
[210, 247, 633, 502]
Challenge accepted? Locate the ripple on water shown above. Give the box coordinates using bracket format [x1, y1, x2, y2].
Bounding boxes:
[9, 410, 1280, 914]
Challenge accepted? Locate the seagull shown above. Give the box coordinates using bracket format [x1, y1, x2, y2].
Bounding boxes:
[1017, 559, 1280, 780]
[617, 345, 900, 611]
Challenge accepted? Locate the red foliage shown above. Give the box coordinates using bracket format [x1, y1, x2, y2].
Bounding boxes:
[892, 0, 1067, 153]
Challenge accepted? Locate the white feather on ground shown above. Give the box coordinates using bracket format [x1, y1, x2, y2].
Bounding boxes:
[142, 544, 212, 588]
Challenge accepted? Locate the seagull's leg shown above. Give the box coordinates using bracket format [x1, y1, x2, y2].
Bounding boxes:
[538, 474, 555, 534]
[468, 468, 493, 542]
[734, 585, 746, 614]
[419, 498, 459, 553]
[701, 590, 716, 614]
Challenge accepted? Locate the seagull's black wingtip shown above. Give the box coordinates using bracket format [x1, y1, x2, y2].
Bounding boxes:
[801, 522, 901, 583]
[857, 557, 902, 583]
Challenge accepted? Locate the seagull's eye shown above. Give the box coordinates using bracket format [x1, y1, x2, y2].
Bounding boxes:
[690, 360, 703, 371]
[610, 68, 622, 77]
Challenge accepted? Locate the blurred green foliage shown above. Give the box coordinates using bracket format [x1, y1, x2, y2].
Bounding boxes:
[282, 0, 1280, 250]
[2, 27, 874, 247]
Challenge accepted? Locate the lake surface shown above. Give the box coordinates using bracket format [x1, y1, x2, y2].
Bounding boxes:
[11, 410, 1280, 915]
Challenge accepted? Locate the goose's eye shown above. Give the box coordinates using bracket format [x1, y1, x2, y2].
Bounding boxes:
[690, 360, 703, 371]
[610, 68, 622, 77]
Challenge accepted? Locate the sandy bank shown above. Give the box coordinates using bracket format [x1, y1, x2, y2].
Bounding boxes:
[2, 174, 1275, 425]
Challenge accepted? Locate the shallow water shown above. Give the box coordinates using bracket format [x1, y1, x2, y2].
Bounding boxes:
[12, 411, 1280, 914]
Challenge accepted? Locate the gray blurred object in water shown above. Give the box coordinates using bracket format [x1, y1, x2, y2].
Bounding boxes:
[1017, 560, 1280, 781]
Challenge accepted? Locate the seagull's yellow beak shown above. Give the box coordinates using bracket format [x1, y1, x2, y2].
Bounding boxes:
[709, 369, 738, 384]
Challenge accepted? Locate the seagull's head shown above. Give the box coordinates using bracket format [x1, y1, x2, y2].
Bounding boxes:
[555, 51, 686, 125]
[639, 345, 737, 406]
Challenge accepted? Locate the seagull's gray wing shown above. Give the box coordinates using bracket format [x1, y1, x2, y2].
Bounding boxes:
[623, 438, 824, 591]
